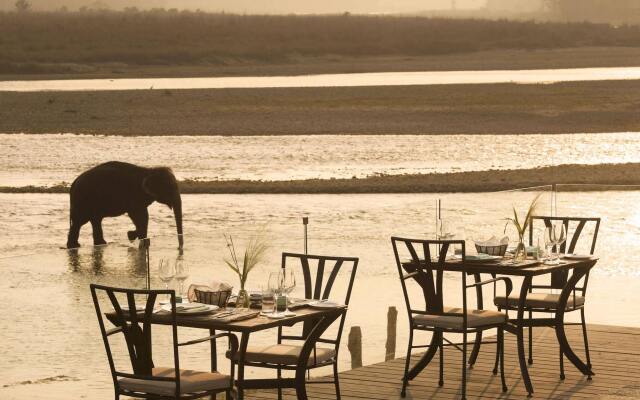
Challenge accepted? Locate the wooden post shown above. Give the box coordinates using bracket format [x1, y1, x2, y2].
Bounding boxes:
[347, 326, 362, 369]
[385, 306, 398, 361]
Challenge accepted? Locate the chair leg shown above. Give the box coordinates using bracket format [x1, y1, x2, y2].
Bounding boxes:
[401, 329, 414, 398]
[493, 328, 500, 375]
[462, 332, 467, 400]
[528, 311, 533, 365]
[277, 367, 283, 400]
[439, 335, 444, 387]
[580, 308, 593, 380]
[225, 389, 232, 400]
[333, 361, 342, 400]
[499, 328, 507, 393]
[559, 347, 565, 380]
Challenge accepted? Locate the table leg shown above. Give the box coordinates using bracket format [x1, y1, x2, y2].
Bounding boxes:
[468, 273, 485, 367]
[209, 328, 217, 372]
[555, 266, 594, 377]
[407, 330, 442, 380]
[236, 332, 250, 400]
[295, 310, 343, 400]
[517, 276, 534, 397]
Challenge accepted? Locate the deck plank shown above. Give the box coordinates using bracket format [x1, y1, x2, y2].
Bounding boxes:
[249, 324, 640, 399]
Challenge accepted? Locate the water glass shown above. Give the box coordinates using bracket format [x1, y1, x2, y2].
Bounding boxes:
[261, 287, 275, 314]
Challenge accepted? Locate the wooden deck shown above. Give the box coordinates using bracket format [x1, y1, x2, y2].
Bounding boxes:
[249, 324, 640, 399]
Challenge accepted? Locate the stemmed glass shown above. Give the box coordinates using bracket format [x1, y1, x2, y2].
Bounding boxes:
[544, 224, 567, 265]
[279, 269, 297, 316]
[158, 258, 175, 301]
[174, 258, 189, 301]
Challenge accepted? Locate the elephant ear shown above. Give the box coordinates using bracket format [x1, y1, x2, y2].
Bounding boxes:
[142, 169, 167, 199]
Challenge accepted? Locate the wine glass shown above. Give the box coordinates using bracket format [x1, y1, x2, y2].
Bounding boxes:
[158, 258, 175, 301]
[174, 258, 189, 301]
[280, 269, 296, 315]
[268, 272, 281, 296]
[555, 223, 567, 259]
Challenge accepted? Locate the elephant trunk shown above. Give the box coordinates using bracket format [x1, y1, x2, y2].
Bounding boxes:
[173, 195, 183, 249]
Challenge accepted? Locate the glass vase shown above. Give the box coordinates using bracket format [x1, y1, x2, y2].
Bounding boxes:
[236, 288, 250, 309]
[513, 235, 527, 262]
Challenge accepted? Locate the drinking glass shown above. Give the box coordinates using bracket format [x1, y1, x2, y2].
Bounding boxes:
[158, 258, 175, 300]
[555, 224, 567, 257]
[280, 269, 296, 315]
[544, 227, 555, 264]
[268, 272, 281, 296]
[174, 258, 189, 300]
[261, 286, 275, 314]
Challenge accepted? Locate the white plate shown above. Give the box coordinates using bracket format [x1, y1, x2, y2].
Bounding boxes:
[454, 254, 502, 263]
[563, 254, 592, 260]
[309, 301, 342, 309]
[119, 305, 146, 312]
[161, 304, 218, 315]
[262, 312, 286, 319]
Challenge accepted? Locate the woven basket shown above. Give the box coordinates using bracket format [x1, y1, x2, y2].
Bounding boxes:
[193, 288, 232, 307]
[475, 243, 508, 256]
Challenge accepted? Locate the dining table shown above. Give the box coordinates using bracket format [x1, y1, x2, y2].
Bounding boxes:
[108, 304, 346, 400]
[402, 256, 598, 396]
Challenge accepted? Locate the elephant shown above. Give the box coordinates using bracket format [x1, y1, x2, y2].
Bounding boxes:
[66, 161, 183, 250]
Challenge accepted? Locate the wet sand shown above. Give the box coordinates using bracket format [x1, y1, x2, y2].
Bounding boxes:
[2, 79, 640, 136]
[3, 163, 639, 194]
[4, 47, 640, 81]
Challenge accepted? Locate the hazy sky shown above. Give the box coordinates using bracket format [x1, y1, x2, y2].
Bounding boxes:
[1, 0, 488, 13]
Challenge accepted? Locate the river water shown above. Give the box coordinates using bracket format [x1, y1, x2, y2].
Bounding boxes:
[2, 124, 640, 396]
[2, 67, 640, 92]
[1, 190, 639, 399]
[3, 132, 640, 187]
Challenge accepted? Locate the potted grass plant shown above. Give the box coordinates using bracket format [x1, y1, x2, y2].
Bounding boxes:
[505, 194, 541, 262]
[223, 230, 270, 308]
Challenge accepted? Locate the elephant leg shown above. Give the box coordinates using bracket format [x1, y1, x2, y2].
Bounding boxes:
[91, 218, 107, 246]
[128, 208, 149, 240]
[67, 217, 86, 249]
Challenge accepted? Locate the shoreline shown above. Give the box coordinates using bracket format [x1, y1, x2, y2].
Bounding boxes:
[3, 80, 640, 135]
[3, 47, 640, 81]
[3, 163, 640, 194]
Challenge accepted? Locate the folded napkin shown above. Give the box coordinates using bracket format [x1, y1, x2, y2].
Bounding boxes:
[475, 236, 509, 247]
[187, 280, 233, 302]
[219, 311, 260, 322]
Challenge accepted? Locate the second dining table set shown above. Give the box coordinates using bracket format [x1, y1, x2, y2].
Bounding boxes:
[91, 215, 600, 400]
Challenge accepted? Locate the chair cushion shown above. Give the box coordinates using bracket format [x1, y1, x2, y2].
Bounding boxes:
[494, 293, 585, 310]
[118, 367, 230, 396]
[227, 344, 336, 366]
[413, 307, 507, 329]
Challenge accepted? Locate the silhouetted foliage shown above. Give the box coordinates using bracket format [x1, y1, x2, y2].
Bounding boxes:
[1, 11, 640, 67]
[14, 0, 30, 12]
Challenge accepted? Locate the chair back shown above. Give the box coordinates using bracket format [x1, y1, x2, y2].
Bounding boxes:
[279, 252, 358, 353]
[391, 237, 466, 319]
[529, 216, 600, 291]
[90, 284, 181, 396]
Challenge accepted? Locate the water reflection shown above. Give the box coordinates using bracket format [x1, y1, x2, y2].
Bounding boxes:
[2, 67, 640, 92]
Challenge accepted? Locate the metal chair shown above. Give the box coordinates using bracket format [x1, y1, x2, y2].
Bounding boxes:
[90, 284, 238, 400]
[227, 252, 358, 400]
[494, 216, 600, 379]
[392, 237, 512, 400]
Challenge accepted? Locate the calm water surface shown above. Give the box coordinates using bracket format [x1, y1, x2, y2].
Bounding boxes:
[2, 67, 640, 92]
[3, 133, 640, 187]
[1, 191, 639, 399]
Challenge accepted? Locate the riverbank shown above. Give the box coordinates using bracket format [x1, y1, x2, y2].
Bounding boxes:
[4, 47, 640, 81]
[3, 163, 639, 194]
[3, 79, 640, 135]
[3, 11, 640, 79]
